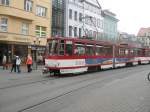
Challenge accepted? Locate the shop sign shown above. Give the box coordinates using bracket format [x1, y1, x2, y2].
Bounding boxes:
[31, 46, 46, 51]
[13, 36, 29, 42]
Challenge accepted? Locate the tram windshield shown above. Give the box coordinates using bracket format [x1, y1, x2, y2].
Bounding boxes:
[48, 40, 58, 55]
[48, 39, 73, 56]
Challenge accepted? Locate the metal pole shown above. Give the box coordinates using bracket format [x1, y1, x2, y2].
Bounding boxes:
[112, 45, 115, 68]
[35, 46, 37, 70]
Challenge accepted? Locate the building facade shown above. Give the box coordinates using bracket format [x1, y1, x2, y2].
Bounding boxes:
[137, 27, 150, 48]
[102, 10, 118, 42]
[64, 0, 104, 40]
[52, 0, 65, 37]
[0, 0, 52, 64]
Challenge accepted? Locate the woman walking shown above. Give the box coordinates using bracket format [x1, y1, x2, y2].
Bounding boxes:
[2, 55, 7, 70]
[26, 54, 33, 73]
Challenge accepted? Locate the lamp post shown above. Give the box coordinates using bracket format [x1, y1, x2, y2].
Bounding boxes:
[33, 38, 41, 70]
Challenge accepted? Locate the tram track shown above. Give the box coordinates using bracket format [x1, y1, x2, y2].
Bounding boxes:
[0, 65, 148, 91]
[16, 65, 149, 112]
[0, 77, 57, 90]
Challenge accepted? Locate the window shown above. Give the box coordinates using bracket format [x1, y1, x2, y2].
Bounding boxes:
[59, 40, 65, 55]
[119, 48, 125, 56]
[0, 18, 8, 32]
[24, 0, 33, 12]
[74, 43, 85, 56]
[35, 26, 46, 37]
[69, 9, 72, 19]
[48, 40, 58, 55]
[69, 26, 72, 37]
[36, 6, 47, 17]
[74, 27, 77, 37]
[79, 28, 82, 38]
[0, 0, 9, 5]
[79, 13, 82, 22]
[21, 23, 29, 35]
[86, 45, 95, 56]
[74, 11, 77, 21]
[66, 41, 73, 56]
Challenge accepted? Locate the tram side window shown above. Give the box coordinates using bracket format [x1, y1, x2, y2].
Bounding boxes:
[130, 49, 138, 56]
[74, 43, 85, 56]
[130, 49, 134, 56]
[86, 45, 95, 56]
[95, 46, 102, 56]
[134, 49, 138, 56]
[119, 48, 125, 56]
[148, 50, 150, 56]
[95, 46, 105, 56]
[125, 49, 129, 56]
[137, 49, 142, 56]
[66, 43, 73, 56]
[105, 47, 113, 56]
[59, 40, 65, 55]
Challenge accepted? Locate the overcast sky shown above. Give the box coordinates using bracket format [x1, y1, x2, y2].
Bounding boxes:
[99, 0, 150, 35]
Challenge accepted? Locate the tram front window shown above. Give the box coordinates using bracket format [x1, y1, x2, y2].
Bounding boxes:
[48, 40, 58, 55]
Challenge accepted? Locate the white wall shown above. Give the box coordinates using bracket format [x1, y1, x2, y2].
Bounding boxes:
[65, 0, 104, 39]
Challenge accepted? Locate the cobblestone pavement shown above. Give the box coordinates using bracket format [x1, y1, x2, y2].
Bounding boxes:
[0, 65, 44, 88]
[0, 65, 150, 112]
[25, 70, 150, 112]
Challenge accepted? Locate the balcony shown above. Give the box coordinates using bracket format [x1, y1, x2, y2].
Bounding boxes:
[0, 5, 34, 21]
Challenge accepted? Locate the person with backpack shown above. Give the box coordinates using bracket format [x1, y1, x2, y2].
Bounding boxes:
[16, 56, 21, 73]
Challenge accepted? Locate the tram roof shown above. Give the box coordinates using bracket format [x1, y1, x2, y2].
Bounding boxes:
[47, 37, 143, 49]
[48, 37, 114, 46]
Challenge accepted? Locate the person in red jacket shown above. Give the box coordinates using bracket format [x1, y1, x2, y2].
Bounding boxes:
[26, 54, 33, 73]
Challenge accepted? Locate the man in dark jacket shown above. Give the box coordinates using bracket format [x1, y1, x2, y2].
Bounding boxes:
[10, 55, 16, 73]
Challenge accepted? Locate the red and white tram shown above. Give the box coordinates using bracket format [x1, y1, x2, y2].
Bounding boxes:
[44, 37, 150, 75]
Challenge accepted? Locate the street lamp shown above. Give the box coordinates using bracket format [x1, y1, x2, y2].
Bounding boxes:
[33, 38, 41, 70]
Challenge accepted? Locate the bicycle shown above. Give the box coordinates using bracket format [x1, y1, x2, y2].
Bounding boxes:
[148, 72, 150, 81]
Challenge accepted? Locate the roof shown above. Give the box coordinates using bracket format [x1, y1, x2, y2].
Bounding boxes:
[137, 27, 150, 37]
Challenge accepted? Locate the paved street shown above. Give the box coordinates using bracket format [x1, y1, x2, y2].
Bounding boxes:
[0, 65, 150, 112]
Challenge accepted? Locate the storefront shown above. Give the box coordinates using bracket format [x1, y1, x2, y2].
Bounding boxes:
[31, 45, 46, 62]
[0, 43, 8, 65]
[0, 43, 28, 65]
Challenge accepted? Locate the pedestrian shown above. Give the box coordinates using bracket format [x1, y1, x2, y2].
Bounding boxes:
[26, 54, 33, 73]
[16, 56, 21, 73]
[2, 55, 7, 70]
[10, 55, 16, 73]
